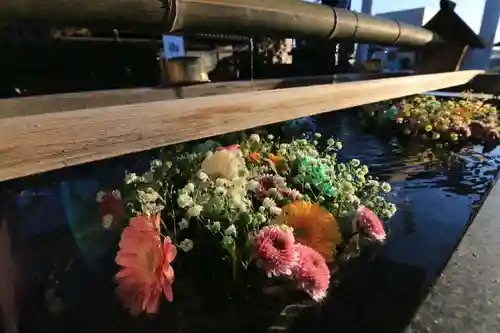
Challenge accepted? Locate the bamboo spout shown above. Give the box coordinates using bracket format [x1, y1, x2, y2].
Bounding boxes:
[168, 0, 442, 46]
[0, 0, 443, 47]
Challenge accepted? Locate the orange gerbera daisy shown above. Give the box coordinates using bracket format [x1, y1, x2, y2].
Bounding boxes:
[272, 200, 341, 264]
[115, 215, 177, 315]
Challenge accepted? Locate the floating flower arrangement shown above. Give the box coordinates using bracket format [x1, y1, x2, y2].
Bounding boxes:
[361, 93, 500, 150]
[95, 133, 397, 323]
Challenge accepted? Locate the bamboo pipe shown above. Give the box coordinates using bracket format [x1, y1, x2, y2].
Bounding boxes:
[0, 0, 443, 47]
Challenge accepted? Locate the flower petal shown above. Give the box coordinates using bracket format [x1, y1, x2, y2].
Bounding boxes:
[163, 239, 177, 263]
[163, 284, 174, 302]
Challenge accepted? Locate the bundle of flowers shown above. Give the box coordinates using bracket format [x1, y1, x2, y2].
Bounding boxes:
[361, 94, 500, 148]
[96, 133, 397, 318]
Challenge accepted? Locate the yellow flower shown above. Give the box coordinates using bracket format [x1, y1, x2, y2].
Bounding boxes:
[424, 124, 433, 132]
[272, 200, 341, 263]
[201, 149, 246, 180]
[450, 133, 459, 141]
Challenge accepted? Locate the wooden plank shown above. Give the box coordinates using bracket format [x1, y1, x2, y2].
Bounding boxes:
[0, 70, 483, 182]
[0, 73, 405, 119]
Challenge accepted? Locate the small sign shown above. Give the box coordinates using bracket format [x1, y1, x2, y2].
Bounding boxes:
[162, 35, 186, 60]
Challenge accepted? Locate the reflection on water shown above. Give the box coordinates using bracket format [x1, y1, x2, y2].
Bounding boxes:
[321, 110, 498, 280]
[295, 110, 500, 333]
[2, 109, 500, 333]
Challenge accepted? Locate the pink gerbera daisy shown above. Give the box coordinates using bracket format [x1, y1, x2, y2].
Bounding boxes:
[291, 244, 330, 302]
[353, 205, 387, 242]
[115, 215, 177, 315]
[252, 225, 297, 277]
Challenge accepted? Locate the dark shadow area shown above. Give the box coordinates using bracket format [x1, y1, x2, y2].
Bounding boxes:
[0, 40, 161, 99]
[292, 255, 428, 333]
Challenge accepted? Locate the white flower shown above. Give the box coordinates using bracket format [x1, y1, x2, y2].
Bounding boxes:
[197, 170, 210, 182]
[143, 171, 155, 183]
[256, 213, 267, 224]
[335, 141, 343, 150]
[262, 197, 276, 209]
[268, 187, 279, 196]
[249, 134, 260, 142]
[124, 172, 138, 184]
[211, 221, 221, 232]
[201, 149, 246, 180]
[177, 193, 194, 208]
[246, 180, 260, 192]
[381, 182, 391, 193]
[184, 182, 195, 193]
[327, 138, 335, 146]
[348, 194, 360, 205]
[225, 225, 237, 237]
[229, 178, 248, 197]
[179, 239, 194, 252]
[382, 209, 393, 220]
[270, 206, 282, 216]
[151, 159, 162, 168]
[178, 218, 189, 231]
[102, 214, 114, 229]
[187, 205, 203, 217]
[222, 235, 234, 247]
[350, 159, 361, 167]
[288, 189, 303, 200]
[230, 193, 248, 212]
[137, 188, 160, 203]
[313, 132, 322, 139]
[214, 186, 227, 196]
[387, 203, 397, 214]
[95, 191, 106, 203]
[267, 134, 274, 140]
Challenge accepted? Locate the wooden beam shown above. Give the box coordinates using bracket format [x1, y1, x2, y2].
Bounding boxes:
[0, 70, 483, 182]
[0, 73, 407, 119]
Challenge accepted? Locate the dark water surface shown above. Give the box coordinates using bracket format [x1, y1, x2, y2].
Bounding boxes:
[2, 108, 500, 333]
[293, 110, 500, 333]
